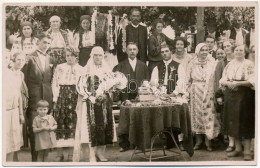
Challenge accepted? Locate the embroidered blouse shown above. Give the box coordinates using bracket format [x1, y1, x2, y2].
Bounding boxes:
[50, 32, 67, 48]
[52, 63, 84, 102]
[11, 37, 38, 58]
[74, 31, 95, 50]
[220, 59, 254, 87]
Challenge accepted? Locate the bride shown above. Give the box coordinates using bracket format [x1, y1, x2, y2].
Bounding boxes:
[73, 46, 115, 162]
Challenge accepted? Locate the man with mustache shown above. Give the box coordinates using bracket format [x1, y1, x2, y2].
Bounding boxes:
[229, 15, 247, 46]
[113, 42, 149, 152]
[117, 8, 148, 63]
[245, 16, 255, 49]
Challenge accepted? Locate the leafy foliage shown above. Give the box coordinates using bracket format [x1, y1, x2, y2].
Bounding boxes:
[5, 5, 255, 49]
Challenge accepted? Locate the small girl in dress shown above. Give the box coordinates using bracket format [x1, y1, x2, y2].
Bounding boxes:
[33, 100, 57, 162]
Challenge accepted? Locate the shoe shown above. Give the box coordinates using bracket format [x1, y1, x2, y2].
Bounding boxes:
[244, 153, 252, 161]
[207, 147, 213, 152]
[193, 144, 202, 150]
[179, 143, 185, 151]
[119, 147, 128, 152]
[227, 151, 242, 157]
[89, 156, 97, 162]
[95, 154, 108, 162]
[226, 146, 235, 152]
[56, 155, 64, 162]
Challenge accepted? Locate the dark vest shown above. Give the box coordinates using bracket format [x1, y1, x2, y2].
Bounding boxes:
[230, 27, 247, 40]
[245, 33, 250, 48]
[157, 60, 179, 94]
[128, 67, 137, 93]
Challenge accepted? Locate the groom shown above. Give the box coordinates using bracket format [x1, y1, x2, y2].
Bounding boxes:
[23, 33, 53, 161]
[113, 42, 149, 152]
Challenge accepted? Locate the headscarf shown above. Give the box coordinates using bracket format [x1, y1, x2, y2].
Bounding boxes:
[84, 46, 111, 76]
[195, 43, 208, 56]
[49, 15, 61, 23]
[80, 15, 91, 23]
[66, 46, 79, 58]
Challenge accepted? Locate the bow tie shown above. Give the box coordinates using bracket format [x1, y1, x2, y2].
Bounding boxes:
[37, 50, 47, 56]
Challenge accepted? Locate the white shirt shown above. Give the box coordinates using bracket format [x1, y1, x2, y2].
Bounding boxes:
[150, 59, 173, 86]
[235, 28, 244, 46]
[250, 29, 255, 48]
[37, 51, 46, 70]
[128, 58, 137, 71]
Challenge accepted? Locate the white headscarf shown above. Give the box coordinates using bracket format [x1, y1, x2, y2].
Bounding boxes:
[195, 43, 208, 56]
[84, 46, 111, 76]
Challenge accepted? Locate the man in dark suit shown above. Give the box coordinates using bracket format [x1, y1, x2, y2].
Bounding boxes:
[23, 33, 53, 161]
[113, 42, 149, 151]
[229, 15, 247, 46]
[114, 42, 149, 101]
[117, 8, 148, 63]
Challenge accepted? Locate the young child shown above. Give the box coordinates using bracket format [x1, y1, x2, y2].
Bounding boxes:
[33, 100, 57, 162]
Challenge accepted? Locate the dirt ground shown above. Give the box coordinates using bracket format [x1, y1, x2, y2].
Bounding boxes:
[15, 142, 252, 163]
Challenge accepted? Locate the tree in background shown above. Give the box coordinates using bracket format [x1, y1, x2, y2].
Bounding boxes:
[5, 6, 255, 49]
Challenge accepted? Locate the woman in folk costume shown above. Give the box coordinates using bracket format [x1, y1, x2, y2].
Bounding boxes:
[219, 45, 255, 161]
[52, 46, 84, 161]
[10, 21, 38, 62]
[186, 43, 220, 151]
[45, 15, 72, 68]
[73, 46, 115, 162]
[74, 15, 94, 67]
[5, 53, 27, 161]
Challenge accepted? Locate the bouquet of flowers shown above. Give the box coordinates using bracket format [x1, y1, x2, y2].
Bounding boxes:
[94, 70, 128, 98]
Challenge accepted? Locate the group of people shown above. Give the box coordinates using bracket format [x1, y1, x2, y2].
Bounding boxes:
[4, 7, 255, 162]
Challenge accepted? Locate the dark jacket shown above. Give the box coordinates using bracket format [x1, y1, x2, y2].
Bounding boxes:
[148, 33, 173, 62]
[117, 24, 148, 63]
[113, 58, 149, 101]
[23, 51, 53, 115]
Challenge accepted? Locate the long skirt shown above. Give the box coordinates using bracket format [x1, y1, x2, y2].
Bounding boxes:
[223, 86, 255, 139]
[53, 85, 78, 147]
[190, 82, 221, 140]
[79, 47, 92, 67]
[86, 94, 114, 147]
[6, 108, 23, 154]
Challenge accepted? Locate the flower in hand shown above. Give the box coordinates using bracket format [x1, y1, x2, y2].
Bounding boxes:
[89, 96, 96, 104]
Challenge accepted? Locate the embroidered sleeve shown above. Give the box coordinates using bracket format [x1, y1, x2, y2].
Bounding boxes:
[73, 33, 80, 52]
[219, 62, 230, 87]
[76, 74, 92, 99]
[176, 64, 187, 94]
[150, 66, 159, 86]
[52, 64, 61, 102]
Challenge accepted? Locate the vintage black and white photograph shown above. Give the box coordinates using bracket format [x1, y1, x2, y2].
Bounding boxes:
[2, 1, 258, 166]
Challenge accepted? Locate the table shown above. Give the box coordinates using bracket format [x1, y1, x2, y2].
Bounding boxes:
[118, 103, 194, 160]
